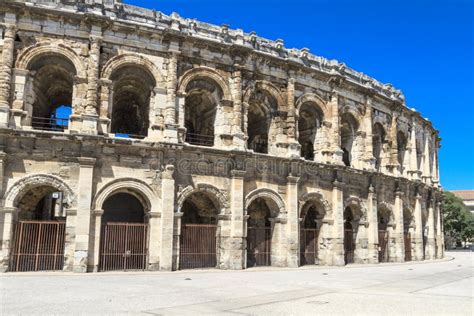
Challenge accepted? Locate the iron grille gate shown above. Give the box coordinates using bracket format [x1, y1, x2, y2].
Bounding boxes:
[344, 229, 355, 264]
[247, 227, 271, 267]
[300, 228, 319, 265]
[378, 230, 389, 262]
[9, 220, 66, 272]
[180, 224, 218, 269]
[404, 233, 412, 261]
[99, 222, 148, 271]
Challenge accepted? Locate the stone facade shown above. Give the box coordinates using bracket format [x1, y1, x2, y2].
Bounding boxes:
[0, 0, 444, 272]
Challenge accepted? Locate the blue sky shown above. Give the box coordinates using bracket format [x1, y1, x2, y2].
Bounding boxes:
[125, 0, 474, 190]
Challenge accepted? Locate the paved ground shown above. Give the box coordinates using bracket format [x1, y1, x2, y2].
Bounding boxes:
[1, 252, 472, 315]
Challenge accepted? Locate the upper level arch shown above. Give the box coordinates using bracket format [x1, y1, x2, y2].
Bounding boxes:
[101, 53, 163, 85]
[178, 67, 232, 101]
[245, 188, 286, 218]
[295, 93, 330, 119]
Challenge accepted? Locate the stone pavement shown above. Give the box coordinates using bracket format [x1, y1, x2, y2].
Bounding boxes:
[1, 252, 472, 315]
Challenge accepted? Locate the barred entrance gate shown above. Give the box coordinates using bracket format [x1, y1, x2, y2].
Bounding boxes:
[247, 227, 271, 267]
[9, 220, 66, 272]
[99, 222, 148, 271]
[179, 224, 218, 269]
[300, 228, 319, 265]
[344, 228, 354, 264]
[404, 232, 412, 261]
[378, 230, 389, 262]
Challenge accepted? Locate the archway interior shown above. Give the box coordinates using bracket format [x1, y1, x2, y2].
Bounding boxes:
[340, 113, 359, 167]
[397, 131, 408, 172]
[372, 123, 386, 171]
[184, 78, 222, 146]
[17, 185, 65, 221]
[377, 208, 390, 231]
[102, 192, 146, 224]
[343, 206, 356, 264]
[344, 206, 355, 230]
[29, 54, 75, 131]
[416, 137, 423, 171]
[181, 192, 219, 225]
[298, 103, 323, 161]
[403, 209, 412, 233]
[247, 90, 276, 154]
[301, 202, 323, 229]
[110, 66, 154, 138]
[247, 197, 274, 227]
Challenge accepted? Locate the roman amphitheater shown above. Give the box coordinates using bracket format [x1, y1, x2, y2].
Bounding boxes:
[0, 0, 444, 273]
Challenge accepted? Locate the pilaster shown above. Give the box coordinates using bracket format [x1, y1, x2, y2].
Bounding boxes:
[393, 190, 405, 262]
[331, 179, 345, 265]
[163, 52, 179, 143]
[0, 22, 17, 127]
[73, 157, 96, 272]
[159, 165, 175, 271]
[413, 193, 424, 261]
[231, 69, 245, 150]
[435, 201, 444, 258]
[0, 207, 18, 272]
[286, 175, 300, 267]
[366, 185, 378, 263]
[426, 197, 436, 260]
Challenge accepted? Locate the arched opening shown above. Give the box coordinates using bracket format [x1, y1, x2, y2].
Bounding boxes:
[397, 131, 408, 174]
[372, 123, 386, 171]
[99, 192, 148, 271]
[300, 201, 324, 265]
[377, 208, 391, 263]
[247, 90, 277, 154]
[110, 66, 155, 139]
[298, 103, 323, 160]
[180, 191, 220, 269]
[10, 185, 67, 272]
[27, 54, 75, 131]
[184, 78, 222, 147]
[416, 138, 423, 173]
[340, 113, 359, 167]
[343, 206, 357, 264]
[403, 208, 413, 261]
[246, 197, 279, 267]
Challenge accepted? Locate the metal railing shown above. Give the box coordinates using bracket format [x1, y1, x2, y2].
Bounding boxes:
[114, 133, 147, 140]
[185, 132, 214, 147]
[31, 116, 69, 132]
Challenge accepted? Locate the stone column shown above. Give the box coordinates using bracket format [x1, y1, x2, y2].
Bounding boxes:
[435, 201, 444, 258]
[286, 175, 300, 267]
[432, 140, 440, 188]
[425, 198, 436, 260]
[98, 79, 112, 134]
[392, 190, 405, 262]
[147, 212, 161, 271]
[330, 91, 343, 165]
[0, 207, 18, 272]
[231, 69, 245, 149]
[422, 133, 432, 184]
[90, 209, 103, 272]
[286, 78, 300, 158]
[73, 157, 96, 273]
[363, 99, 375, 170]
[159, 165, 175, 271]
[366, 185, 378, 263]
[228, 169, 246, 269]
[413, 193, 424, 261]
[331, 179, 345, 265]
[387, 113, 400, 176]
[163, 52, 179, 143]
[0, 23, 16, 127]
[172, 212, 183, 270]
[408, 123, 419, 180]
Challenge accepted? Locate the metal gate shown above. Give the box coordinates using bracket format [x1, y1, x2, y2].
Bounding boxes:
[404, 233, 412, 261]
[247, 227, 271, 267]
[180, 224, 217, 269]
[378, 230, 389, 262]
[300, 228, 319, 265]
[344, 229, 354, 264]
[9, 220, 66, 272]
[99, 222, 148, 271]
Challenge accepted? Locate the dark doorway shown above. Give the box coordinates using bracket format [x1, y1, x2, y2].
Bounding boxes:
[343, 207, 355, 264]
[247, 198, 272, 267]
[300, 204, 321, 265]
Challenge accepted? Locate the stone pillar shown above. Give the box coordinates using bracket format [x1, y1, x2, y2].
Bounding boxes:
[286, 78, 300, 158]
[163, 52, 179, 142]
[0, 207, 18, 272]
[366, 185, 378, 263]
[387, 113, 400, 176]
[432, 140, 440, 188]
[422, 133, 432, 184]
[159, 165, 175, 271]
[331, 179, 345, 265]
[226, 170, 246, 269]
[0, 23, 16, 127]
[73, 157, 96, 272]
[408, 123, 419, 180]
[63, 209, 77, 271]
[363, 99, 375, 170]
[147, 212, 161, 271]
[392, 190, 405, 262]
[425, 198, 436, 260]
[90, 209, 103, 272]
[435, 201, 444, 258]
[172, 211, 183, 270]
[10, 69, 29, 128]
[231, 69, 245, 149]
[330, 91, 343, 165]
[286, 175, 300, 267]
[413, 193, 424, 261]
